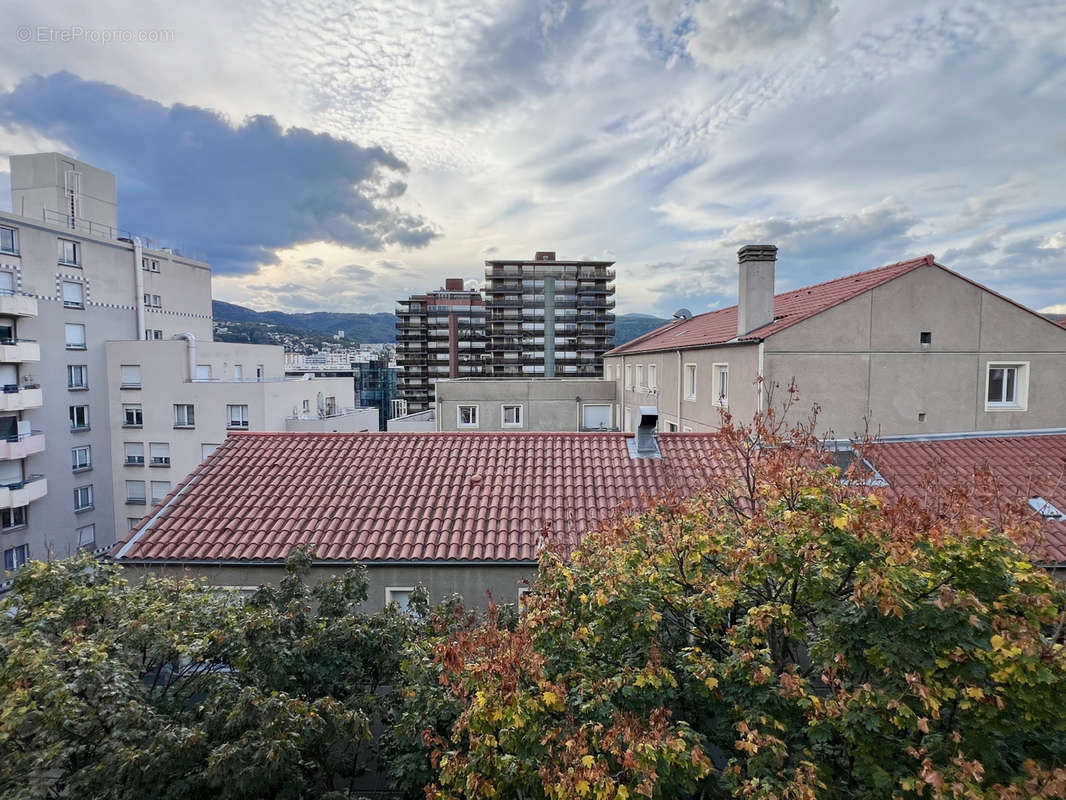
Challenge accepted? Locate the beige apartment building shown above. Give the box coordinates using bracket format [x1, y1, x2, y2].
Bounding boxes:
[0, 152, 361, 575]
[606, 246, 1066, 439]
[434, 377, 617, 432]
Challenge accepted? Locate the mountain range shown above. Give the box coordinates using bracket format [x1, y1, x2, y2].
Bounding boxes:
[212, 300, 671, 348]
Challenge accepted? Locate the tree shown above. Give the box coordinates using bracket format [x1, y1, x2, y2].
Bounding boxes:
[418, 402, 1066, 799]
[0, 548, 420, 799]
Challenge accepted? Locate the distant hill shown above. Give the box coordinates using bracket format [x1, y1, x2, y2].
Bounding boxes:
[213, 300, 669, 347]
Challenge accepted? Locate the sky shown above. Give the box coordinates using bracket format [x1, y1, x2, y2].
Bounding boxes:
[0, 0, 1064, 317]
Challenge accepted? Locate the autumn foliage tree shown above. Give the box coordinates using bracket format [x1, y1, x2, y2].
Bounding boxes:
[415, 399, 1066, 799]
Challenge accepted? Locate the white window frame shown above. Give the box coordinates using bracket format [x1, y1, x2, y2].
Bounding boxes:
[124, 442, 145, 465]
[985, 361, 1029, 411]
[1, 505, 27, 531]
[126, 480, 147, 504]
[603, 364, 612, 382]
[684, 363, 697, 401]
[120, 364, 141, 389]
[385, 586, 415, 611]
[201, 443, 221, 459]
[150, 480, 171, 504]
[648, 364, 657, 391]
[501, 404, 523, 428]
[174, 404, 195, 428]
[67, 364, 88, 389]
[712, 363, 729, 407]
[69, 404, 89, 430]
[4, 544, 28, 571]
[64, 323, 86, 350]
[624, 365, 633, 390]
[624, 408, 632, 433]
[457, 404, 479, 428]
[73, 484, 93, 512]
[151, 294, 161, 308]
[683, 425, 693, 432]
[122, 404, 143, 427]
[227, 404, 249, 429]
[77, 524, 96, 550]
[62, 280, 84, 309]
[636, 364, 645, 390]
[666, 421, 678, 432]
[195, 365, 212, 382]
[71, 445, 91, 471]
[581, 403, 613, 431]
[149, 442, 171, 467]
[58, 238, 80, 266]
[0, 226, 18, 255]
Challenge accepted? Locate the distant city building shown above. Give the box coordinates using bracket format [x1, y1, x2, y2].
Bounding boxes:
[395, 279, 486, 413]
[0, 152, 362, 575]
[354, 357, 397, 431]
[484, 251, 615, 379]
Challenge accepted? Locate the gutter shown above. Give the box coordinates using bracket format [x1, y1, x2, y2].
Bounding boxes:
[133, 237, 145, 339]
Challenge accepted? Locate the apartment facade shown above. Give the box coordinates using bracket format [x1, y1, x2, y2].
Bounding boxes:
[104, 340, 363, 535]
[434, 377, 617, 432]
[484, 251, 615, 379]
[606, 246, 1066, 438]
[395, 279, 486, 412]
[0, 152, 359, 571]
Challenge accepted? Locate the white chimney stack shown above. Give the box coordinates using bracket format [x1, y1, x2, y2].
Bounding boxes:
[737, 244, 777, 337]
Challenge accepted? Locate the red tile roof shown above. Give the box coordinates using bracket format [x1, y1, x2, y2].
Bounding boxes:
[113, 432, 735, 564]
[608, 255, 936, 356]
[864, 433, 1066, 564]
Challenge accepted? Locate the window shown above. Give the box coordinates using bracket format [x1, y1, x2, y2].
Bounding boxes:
[603, 365, 612, 382]
[0, 272, 13, 294]
[302, 399, 310, 414]
[174, 404, 195, 427]
[684, 364, 697, 400]
[64, 323, 86, 349]
[636, 365, 645, 389]
[62, 281, 84, 309]
[502, 404, 523, 427]
[69, 404, 89, 430]
[624, 365, 633, 390]
[986, 362, 1029, 410]
[77, 524, 96, 550]
[385, 586, 415, 612]
[123, 404, 143, 427]
[149, 442, 171, 466]
[713, 364, 729, 406]
[1, 506, 26, 530]
[126, 480, 146, 504]
[124, 442, 145, 465]
[227, 404, 249, 429]
[152, 294, 161, 308]
[152, 330, 163, 340]
[143, 292, 151, 307]
[256, 365, 264, 381]
[127, 518, 141, 530]
[0, 226, 17, 255]
[3, 544, 28, 572]
[457, 405, 478, 428]
[233, 364, 243, 380]
[120, 364, 141, 388]
[582, 404, 612, 430]
[667, 421, 678, 432]
[71, 445, 91, 471]
[67, 364, 88, 389]
[142, 257, 159, 272]
[150, 481, 171, 504]
[195, 364, 212, 381]
[201, 443, 221, 459]
[682, 425, 693, 432]
[58, 238, 79, 266]
[920, 331, 932, 346]
[624, 408, 632, 433]
[648, 364, 657, 391]
[73, 485, 93, 512]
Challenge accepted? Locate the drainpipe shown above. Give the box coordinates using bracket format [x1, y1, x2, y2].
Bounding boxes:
[133, 237, 146, 339]
[676, 350, 682, 428]
[173, 332, 196, 381]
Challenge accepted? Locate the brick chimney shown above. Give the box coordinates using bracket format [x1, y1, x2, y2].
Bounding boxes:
[737, 244, 777, 337]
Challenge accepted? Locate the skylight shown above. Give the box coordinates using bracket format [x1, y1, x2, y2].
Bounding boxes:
[1028, 497, 1066, 522]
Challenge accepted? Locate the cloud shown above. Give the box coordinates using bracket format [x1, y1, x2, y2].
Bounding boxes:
[0, 72, 438, 275]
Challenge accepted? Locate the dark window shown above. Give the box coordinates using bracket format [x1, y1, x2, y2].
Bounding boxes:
[920, 331, 932, 345]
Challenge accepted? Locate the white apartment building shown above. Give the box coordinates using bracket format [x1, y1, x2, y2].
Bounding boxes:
[0, 152, 361, 575]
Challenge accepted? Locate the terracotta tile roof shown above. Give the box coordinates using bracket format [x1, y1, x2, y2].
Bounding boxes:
[113, 432, 734, 564]
[608, 255, 937, 356]
[864, 433, 1066, 564]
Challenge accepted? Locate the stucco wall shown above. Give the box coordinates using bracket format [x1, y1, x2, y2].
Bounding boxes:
[120, 561, 538, 612]
[435, 378, 616, 431]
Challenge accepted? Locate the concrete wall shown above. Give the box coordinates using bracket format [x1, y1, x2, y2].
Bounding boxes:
[10, 153, 118, 231]
[605, 342, 761, 433]
[285, 407, 377, 432]
[435, 378, 617, 431]
[120, 561, 537, 612]
[105, 339, 356, 538]
[764, 264, 1066, 437]
[387, 410, 436, 432]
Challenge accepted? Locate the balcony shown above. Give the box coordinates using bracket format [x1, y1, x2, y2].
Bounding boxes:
[0, 386, 42, 412]
[0, 340, 40, 363]
[0, 475, 46, 509]
[0, 432, 44, 460]
[0, 294, 37, 317]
